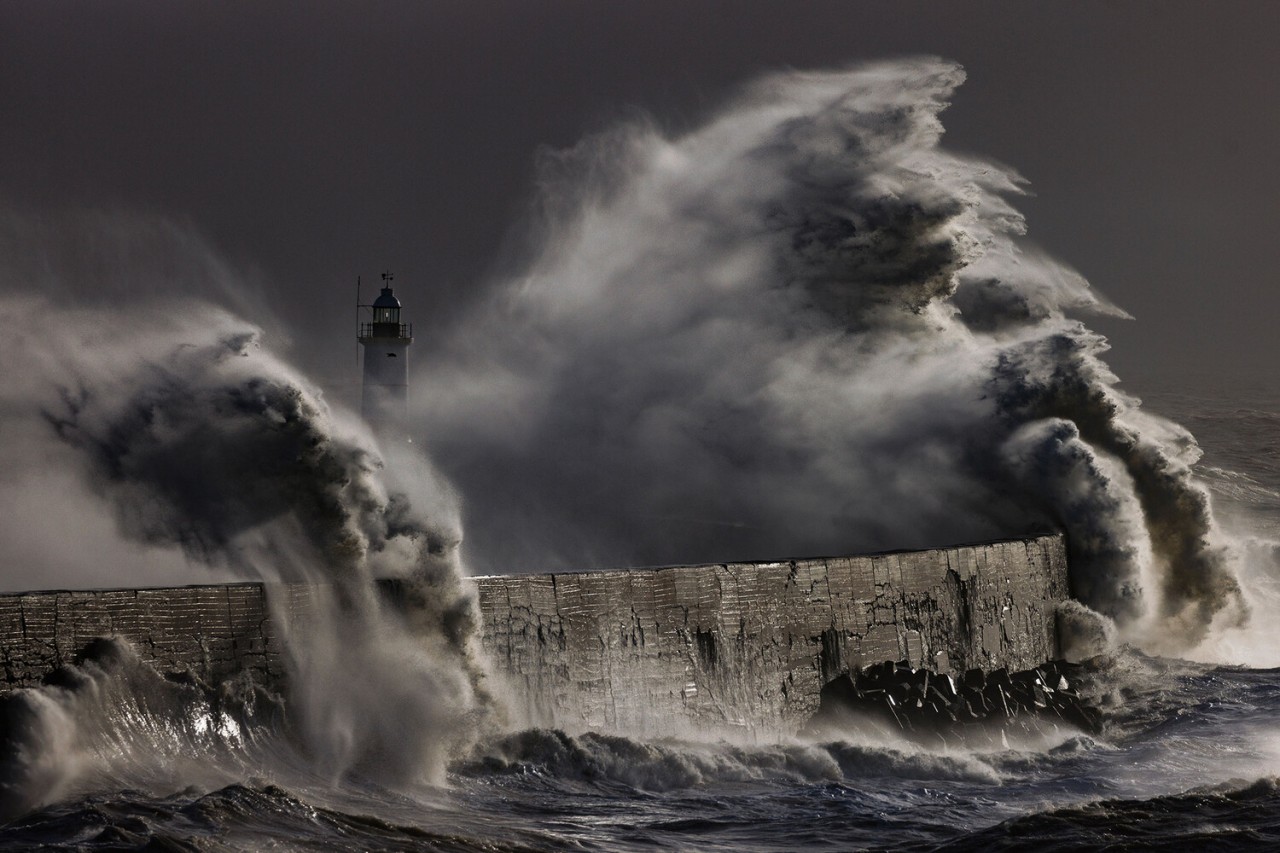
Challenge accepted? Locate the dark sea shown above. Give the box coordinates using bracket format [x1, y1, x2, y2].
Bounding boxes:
[3, 381, 1280, 852]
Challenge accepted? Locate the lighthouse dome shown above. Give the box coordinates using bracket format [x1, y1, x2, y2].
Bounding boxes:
[373, 287, 401, 309]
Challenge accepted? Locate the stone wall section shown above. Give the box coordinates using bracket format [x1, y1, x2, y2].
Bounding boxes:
[474, 534, 1068, 735]
[0, 584, 285, 689]
[0, 534, 1069, 738]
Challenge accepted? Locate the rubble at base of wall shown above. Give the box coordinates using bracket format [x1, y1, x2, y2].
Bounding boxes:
[805, 658, 1103, 748]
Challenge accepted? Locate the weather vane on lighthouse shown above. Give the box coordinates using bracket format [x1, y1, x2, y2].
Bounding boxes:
[357, 270, 413, 435]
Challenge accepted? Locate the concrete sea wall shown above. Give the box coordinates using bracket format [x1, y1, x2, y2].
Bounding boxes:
[0, 534, 1069, 734]
[0, 584, 285, 690]
[474, 534, 1069, 734]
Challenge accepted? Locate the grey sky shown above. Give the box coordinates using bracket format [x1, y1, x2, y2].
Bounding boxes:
[3, 1, 1277, 401]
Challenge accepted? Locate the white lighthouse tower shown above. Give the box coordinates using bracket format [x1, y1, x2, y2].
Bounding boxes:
[358, 271, 413, 433]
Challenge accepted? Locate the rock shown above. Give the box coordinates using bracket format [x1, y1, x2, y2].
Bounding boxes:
[807, 658, 1104, 741]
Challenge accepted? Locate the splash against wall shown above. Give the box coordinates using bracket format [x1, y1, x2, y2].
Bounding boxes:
[0, 293, 492, 805]
[415, 58, 1245, 651]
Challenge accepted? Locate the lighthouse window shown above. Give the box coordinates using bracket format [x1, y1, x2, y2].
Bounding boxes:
[386, 352, 397, 357]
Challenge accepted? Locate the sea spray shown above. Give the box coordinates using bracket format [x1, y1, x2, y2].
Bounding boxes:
[0, 639, 274, 819]
[0, 295, 493, 810]
[416, 58, 1247, 651]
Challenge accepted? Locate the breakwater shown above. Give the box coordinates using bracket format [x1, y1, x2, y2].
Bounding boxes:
[0, 584, 286, 690]
[475, 534, 1068, 734]
[1, 534, 1069, 734]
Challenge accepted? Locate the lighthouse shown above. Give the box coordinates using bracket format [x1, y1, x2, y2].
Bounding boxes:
[358, 271, 413, 433]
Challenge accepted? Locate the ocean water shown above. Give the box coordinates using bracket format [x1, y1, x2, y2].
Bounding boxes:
[2, 382, 1279, 852]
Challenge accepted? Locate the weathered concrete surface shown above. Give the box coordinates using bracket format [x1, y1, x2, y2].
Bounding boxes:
[0, 534, 1069, 737]
[0, 584, 286, 690]
[474, 534, 1069, 735]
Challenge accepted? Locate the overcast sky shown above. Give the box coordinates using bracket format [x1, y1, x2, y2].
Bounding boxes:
[3, 1, 1277, 403]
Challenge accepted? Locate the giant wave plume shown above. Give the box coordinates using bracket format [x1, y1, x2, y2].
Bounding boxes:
[416, 57, 1250, 654]
[0, 241, 495, 815]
